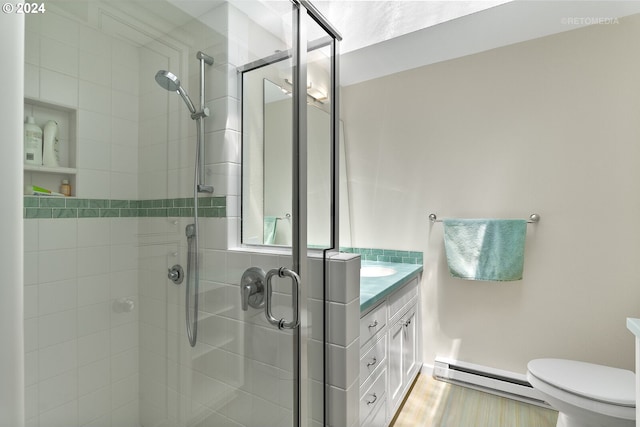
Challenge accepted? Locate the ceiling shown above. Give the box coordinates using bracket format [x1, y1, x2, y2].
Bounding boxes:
[313, 0, 640, 86]
[167, 0, 640, 86]
[313, 0, 511, 53]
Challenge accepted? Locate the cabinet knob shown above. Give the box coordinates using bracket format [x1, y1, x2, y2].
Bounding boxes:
[366, 393, 377, 405]
[366, 356, 377, 367]
[403, 319, 412, 327]
[368, 320, 378, 329]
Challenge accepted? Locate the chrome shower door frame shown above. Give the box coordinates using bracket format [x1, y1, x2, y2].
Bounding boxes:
[238, 1, 342, 425]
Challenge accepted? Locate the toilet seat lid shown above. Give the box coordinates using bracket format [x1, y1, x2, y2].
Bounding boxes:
[528, 358, 635, 407]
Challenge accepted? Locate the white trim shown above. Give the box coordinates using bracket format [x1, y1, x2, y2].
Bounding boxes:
[0, 12, 25, 427]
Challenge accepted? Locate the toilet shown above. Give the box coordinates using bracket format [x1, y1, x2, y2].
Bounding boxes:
[527, 358, 635, 427]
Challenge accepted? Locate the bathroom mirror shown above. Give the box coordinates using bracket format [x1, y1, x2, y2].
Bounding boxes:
[241, 66, 351, 248]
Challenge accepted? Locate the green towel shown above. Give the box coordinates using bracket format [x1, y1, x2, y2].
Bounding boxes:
[264, 216, 278, 245]
[443, 219, 527, 281]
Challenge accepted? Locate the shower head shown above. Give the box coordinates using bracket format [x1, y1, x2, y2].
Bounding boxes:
[155, 70, 181, 91]
[155, 70, 197, 115]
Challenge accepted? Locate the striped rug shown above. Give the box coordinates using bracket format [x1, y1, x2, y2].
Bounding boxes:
[391, 373, 558, 427]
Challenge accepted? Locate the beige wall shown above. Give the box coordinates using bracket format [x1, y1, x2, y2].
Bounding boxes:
[342, 14, 640, 373]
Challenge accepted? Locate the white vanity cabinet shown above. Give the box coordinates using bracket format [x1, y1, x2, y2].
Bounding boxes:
[388, 303, 418, 413]
[360, 276, 421, 427]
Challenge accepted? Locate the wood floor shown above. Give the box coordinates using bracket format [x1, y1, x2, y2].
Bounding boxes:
[391, 374, 558, 427]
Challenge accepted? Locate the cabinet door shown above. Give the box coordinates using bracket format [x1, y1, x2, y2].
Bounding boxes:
[402, 307, 418, 382]
[388, 320, 404, 410]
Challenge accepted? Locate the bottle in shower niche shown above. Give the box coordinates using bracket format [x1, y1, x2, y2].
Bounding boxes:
[42, 120, 60, 167]
[24, 116, 42, 166]
[60, 179, 71, 197]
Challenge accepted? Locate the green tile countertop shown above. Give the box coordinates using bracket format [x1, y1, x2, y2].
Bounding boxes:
[360, 261, 423, 312]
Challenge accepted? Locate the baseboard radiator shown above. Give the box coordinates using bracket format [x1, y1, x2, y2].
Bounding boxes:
[431, 357, 550, 408]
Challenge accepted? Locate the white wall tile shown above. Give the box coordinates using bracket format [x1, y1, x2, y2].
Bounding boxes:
[77, 246, 111, 277]
[83, 413, 111, 427]
[79, 81, 111, 114]
[79, 25, 111, 55]
[25, 63, 40, 98]
[110, 244, 138, 272]
[111, 117, 138, 147]
[110, 172, 139, 200]
[110, 348, 138, 383]
[110, 144, 138, 174]
[110, 400, 139, 427]
[77, 219, 111, 248]
[25, 31, 40, 65]
[77, 110, 111, 144]
[76, 170, 110, 199]
[24, 285, 38, 318]
[40, 36, 78, 77]
[206, 162, 240, 196]
[77, 139, 111, 171]
[38, 218, 77, 250]
[110, 218, 138, 245]
[79, 386, 111, 426]
[38, 370, 78, 413]
[110, 323, 138, 354]
[78, 358, 109, 395]
[39, 400, 78, 427]
[24, 220, 39, 251]
[112, 63, 139, 96]
[40, 68, 78, 107]
[24, 252, 39, 286]
[25, 384, 38, 421]
[77, 302, 109, 337]
[79, 51, 111, 86]
[77, 331, 109, 366]
[328, 299, 360, 347]
[38, 310, 76, 348]
[39, 11, 78, 47]
[38, 279, 77, 315]
[111, 90, 139, 121]
[25, 351, 39, 386]
[78, 275, 110, 306]
[39, 339, 77, 381]
[110, 271, 137, 299]
[201, 250, 227, 283]
[111, 375, 138, 410]
[205, 129, 241, 166]
[24, 317, 38, 353]
[111, 38, 138, 66]
[202, 218, 230, 250]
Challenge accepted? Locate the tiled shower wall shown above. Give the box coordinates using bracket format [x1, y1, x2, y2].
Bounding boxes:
[23, 7, 143, 427]
[23, 2, 358, 427]
[24, 217, 140, 426]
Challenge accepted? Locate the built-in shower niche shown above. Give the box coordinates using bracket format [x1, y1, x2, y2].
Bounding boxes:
[23, 98, 77, 196]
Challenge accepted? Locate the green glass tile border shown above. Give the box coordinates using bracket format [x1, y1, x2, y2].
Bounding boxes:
[340, 247, 423, 265]
[23, 196, 226, 220]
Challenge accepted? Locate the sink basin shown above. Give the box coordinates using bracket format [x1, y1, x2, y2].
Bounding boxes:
[361, 266, 397, 278]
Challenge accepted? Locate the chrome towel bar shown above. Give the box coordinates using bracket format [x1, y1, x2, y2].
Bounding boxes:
[429, 213, 540, 223]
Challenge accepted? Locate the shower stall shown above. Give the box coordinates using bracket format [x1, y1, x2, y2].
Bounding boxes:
[12, 1, 351, 426]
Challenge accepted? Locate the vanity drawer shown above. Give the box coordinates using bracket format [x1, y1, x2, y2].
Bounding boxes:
[360, 302, 386, 348]
[360, 334, 386, 387]
[388, 277, 418, 323]
[359, 368, 386, 426]
[362, 396, 387, 427]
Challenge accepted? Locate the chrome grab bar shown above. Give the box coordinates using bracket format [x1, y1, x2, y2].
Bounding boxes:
[265, 267, 301, 330]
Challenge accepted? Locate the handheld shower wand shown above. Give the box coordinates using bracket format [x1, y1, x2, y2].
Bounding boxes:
[156, 51, 214, 347]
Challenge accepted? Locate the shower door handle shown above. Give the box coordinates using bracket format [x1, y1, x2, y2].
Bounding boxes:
[264, 267, 300, 330]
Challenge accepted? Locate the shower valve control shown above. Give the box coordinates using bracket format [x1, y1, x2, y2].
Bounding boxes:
[240, 267, 266, 311]
[168, 264, 184, 285]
